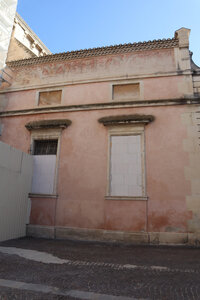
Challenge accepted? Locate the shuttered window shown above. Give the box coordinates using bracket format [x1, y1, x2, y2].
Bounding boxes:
[110, 135, 143, 197]
[31, 139, 58, 194]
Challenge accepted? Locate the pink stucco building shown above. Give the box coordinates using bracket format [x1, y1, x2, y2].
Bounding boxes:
[1, 27, 200, 245]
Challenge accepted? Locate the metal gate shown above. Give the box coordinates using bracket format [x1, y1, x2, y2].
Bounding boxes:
[0, 142, 33, 242]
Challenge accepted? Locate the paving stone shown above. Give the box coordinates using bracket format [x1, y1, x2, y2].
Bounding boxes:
[0, 238, 200, 299]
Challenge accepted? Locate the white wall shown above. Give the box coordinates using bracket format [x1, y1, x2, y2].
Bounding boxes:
[0, 141, 32, 242]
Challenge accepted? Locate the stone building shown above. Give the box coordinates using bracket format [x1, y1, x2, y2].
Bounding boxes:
[1, 25, 200, 244]
[0, 0, 18, 70]
[0, 2, 51, 86]
[7, 12, 51, 62]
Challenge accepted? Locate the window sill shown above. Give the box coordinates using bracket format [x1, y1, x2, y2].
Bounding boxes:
[105, 196, 148, 201]
[29, 193, 58, 199]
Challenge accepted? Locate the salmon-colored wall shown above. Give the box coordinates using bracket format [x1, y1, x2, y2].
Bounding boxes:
[0, 47, 193, 113]
[105, 201, 147, 232]
[7, 49, 177, 90]
[0, 75, 190, 112]
[0, 44, 195, 234]
[0, 104, 191, 233]
[30, 198, 56, 226]
[145, 107, 191, 232]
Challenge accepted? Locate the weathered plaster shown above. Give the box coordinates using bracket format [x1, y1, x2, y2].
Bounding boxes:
[7, 49, 178, 90]
[30, 197, 57, 226]
[181, 106, 200, 232]
[0, 105, 193, 234]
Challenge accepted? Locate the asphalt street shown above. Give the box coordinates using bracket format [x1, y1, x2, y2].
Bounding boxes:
[0, 237, 200, 299]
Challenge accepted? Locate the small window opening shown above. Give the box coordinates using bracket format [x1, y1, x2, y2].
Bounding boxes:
[34, 140, 58, 155]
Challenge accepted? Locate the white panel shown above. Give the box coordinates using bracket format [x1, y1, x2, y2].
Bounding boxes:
[0, 142, 32, 242]
[0, 141, 21, 172]
[110, 135, 142, 196]
[31, 155, 56, 194]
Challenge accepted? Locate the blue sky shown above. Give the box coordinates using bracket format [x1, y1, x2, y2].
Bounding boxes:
[17, 0, 200, 66]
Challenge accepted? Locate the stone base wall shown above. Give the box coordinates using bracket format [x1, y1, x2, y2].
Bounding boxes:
[26, 225, 200, 246]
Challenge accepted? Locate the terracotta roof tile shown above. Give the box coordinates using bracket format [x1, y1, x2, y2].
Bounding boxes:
[7, 37, 179, 67]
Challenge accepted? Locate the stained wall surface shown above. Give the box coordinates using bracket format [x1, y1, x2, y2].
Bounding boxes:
[0, 104, 196, 234]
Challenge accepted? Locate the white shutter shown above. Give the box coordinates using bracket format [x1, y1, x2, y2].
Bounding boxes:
[31, 155, 57, 194]
[110, 135, 142, 196]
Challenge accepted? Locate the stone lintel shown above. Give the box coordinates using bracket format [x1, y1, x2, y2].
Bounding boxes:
[25, 119, 72, 131]
[98, 114, 155, 126]
[29, 193, 58, 199]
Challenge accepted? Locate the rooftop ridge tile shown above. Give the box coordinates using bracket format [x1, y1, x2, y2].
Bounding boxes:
[7, 37, 179, 67]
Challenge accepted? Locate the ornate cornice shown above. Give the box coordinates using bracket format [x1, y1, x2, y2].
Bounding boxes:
[0, 98, 199, 118]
